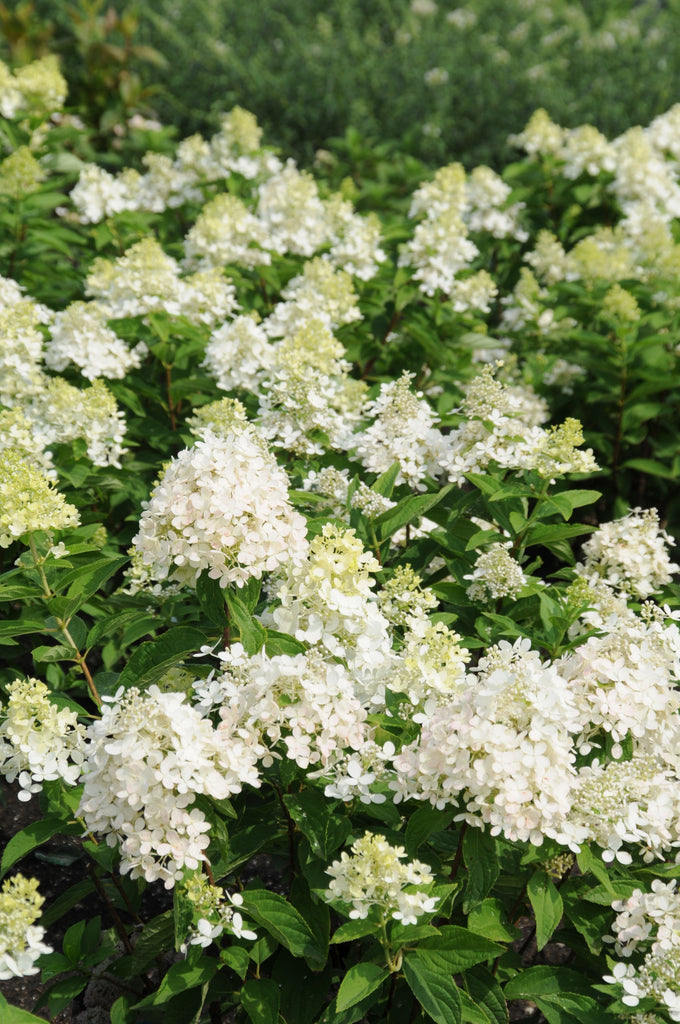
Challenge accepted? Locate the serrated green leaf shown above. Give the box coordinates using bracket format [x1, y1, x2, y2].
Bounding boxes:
[133, 958, 218, 1008]
[173, 885, 195, 952]
[1, 818, 69, 878]
[283, 789, 350, 859]
[504, 965, 594, 1001]
[117, 626, 207, 690]
[527, 870, 563, 951]
[241, 889, 325, 960]
[403, 952, 462, 1024]
[373, 485, 453, 542]
[462, 828, 499, 912]
[225, 589, 266, 655]
[414, 927, 502, 972]
[467, 899, 520, 943]
[221, 945, 250, 979]
[404, 805, 455, 857]
[330, 917, 382, 944]
[464, 968, 508, 1024]
[336, 962, 389, 1013]
[241, 978, 281, 1024]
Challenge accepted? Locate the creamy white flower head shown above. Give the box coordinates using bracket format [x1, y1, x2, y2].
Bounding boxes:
[580, 508, 678, 599]
[78, 684, 265, 887]
[325, 831, 438, 925]
[183, 193, 272, 271]
[269, 523, 392, 679]
[204, 315, 275, 393]
[263, 257, 362, 338]
[508, 108, 565, 157]
[256, 160, 330, 256]
[86, 237, 238, 324]
[257, 319, 366, 455]
[195, 645, 371, 772]
[0, 448, 79, 547]
[351, 371, 444, 489]
[0, 874, 52, 980]
[180, 874, 256, 951]
[44, 301, 146, 379]
[323, 194, 386, 280]
[392, 637, 580, 844]
[27, 377, 128, 468]
[398, 206, 480, 296]
[465, 542, 528, 602]
[0, 677, 86, 800]
[131, 427, 308, 590]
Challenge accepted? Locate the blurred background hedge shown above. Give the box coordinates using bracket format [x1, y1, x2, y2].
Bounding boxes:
[4, 0, 680, 168]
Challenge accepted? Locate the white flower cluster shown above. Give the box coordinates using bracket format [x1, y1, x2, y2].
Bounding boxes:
[0, 677, 86, 800]
[180, 874, 256, 951]
[70, 107, 282, 223]
[465, 542, 528, 602]
[43, 302, 147, 380]
[351, 372, 444, 489]
[195, 645, 370, 773]
[268, 523, 392, 680]
[203, 315, 275, 394]
[399, 161, 526, 297]
[0, 874, 52, 980]
[325, 831, 438, 925]
[85, 238, 238, 325]
[0, 55, 67, 119]
[437, 365, 597, 484]
[579, 507, 678, 599]
[256, 319, 366, 455]
[78, 685, 266, 887]
[0, 448, 80, 547]
[392, 638, 580, 845]
[263, 257, 362, 338]
[604, 880, 680, 1021]
[28, 377, 128, 469]
[130, 427, 308, 591]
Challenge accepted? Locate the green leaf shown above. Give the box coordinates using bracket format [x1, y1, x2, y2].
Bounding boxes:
[241, 978, 281, 1024]
[0, 993, 51, 1023]
[331, 917, 382, 944]
[241, 889, 325, 960]
[43, 975, 89, 1016]
[110, 995, 136, 1024]
[414, 927, 502, 972]
[623, 457, 676, 479]
[464, 968, 509, 1024]
[462, 828, 499, 911]
[404, 805, 455, 857]
[174, 884, 195, 952]
[527, 870, 563, 951]
[62, 554, 129, 614]
[283, 789, 350, 859]
[133, 958, 218, 1008]
[467, 899, 520, 943]
[42, 879, 95, 928]
[373, 485, 453, 542]
[459, 990, 493, 1024]
[503, 965, 594, 1001]
[117, 626, 208, 690]
[225, 589, 266, 655]
[534, 992, 609, 1024]
[1, 818, 68, 877]
[264, 629, 307, 656]
[372, 462, 401, 498]
[196, 571, 229, 627]
[403, 951, 462, 1024]
[336, 962, 389, 1013]
[545, 490, 601, 520]
[220, 945, 250, 979]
